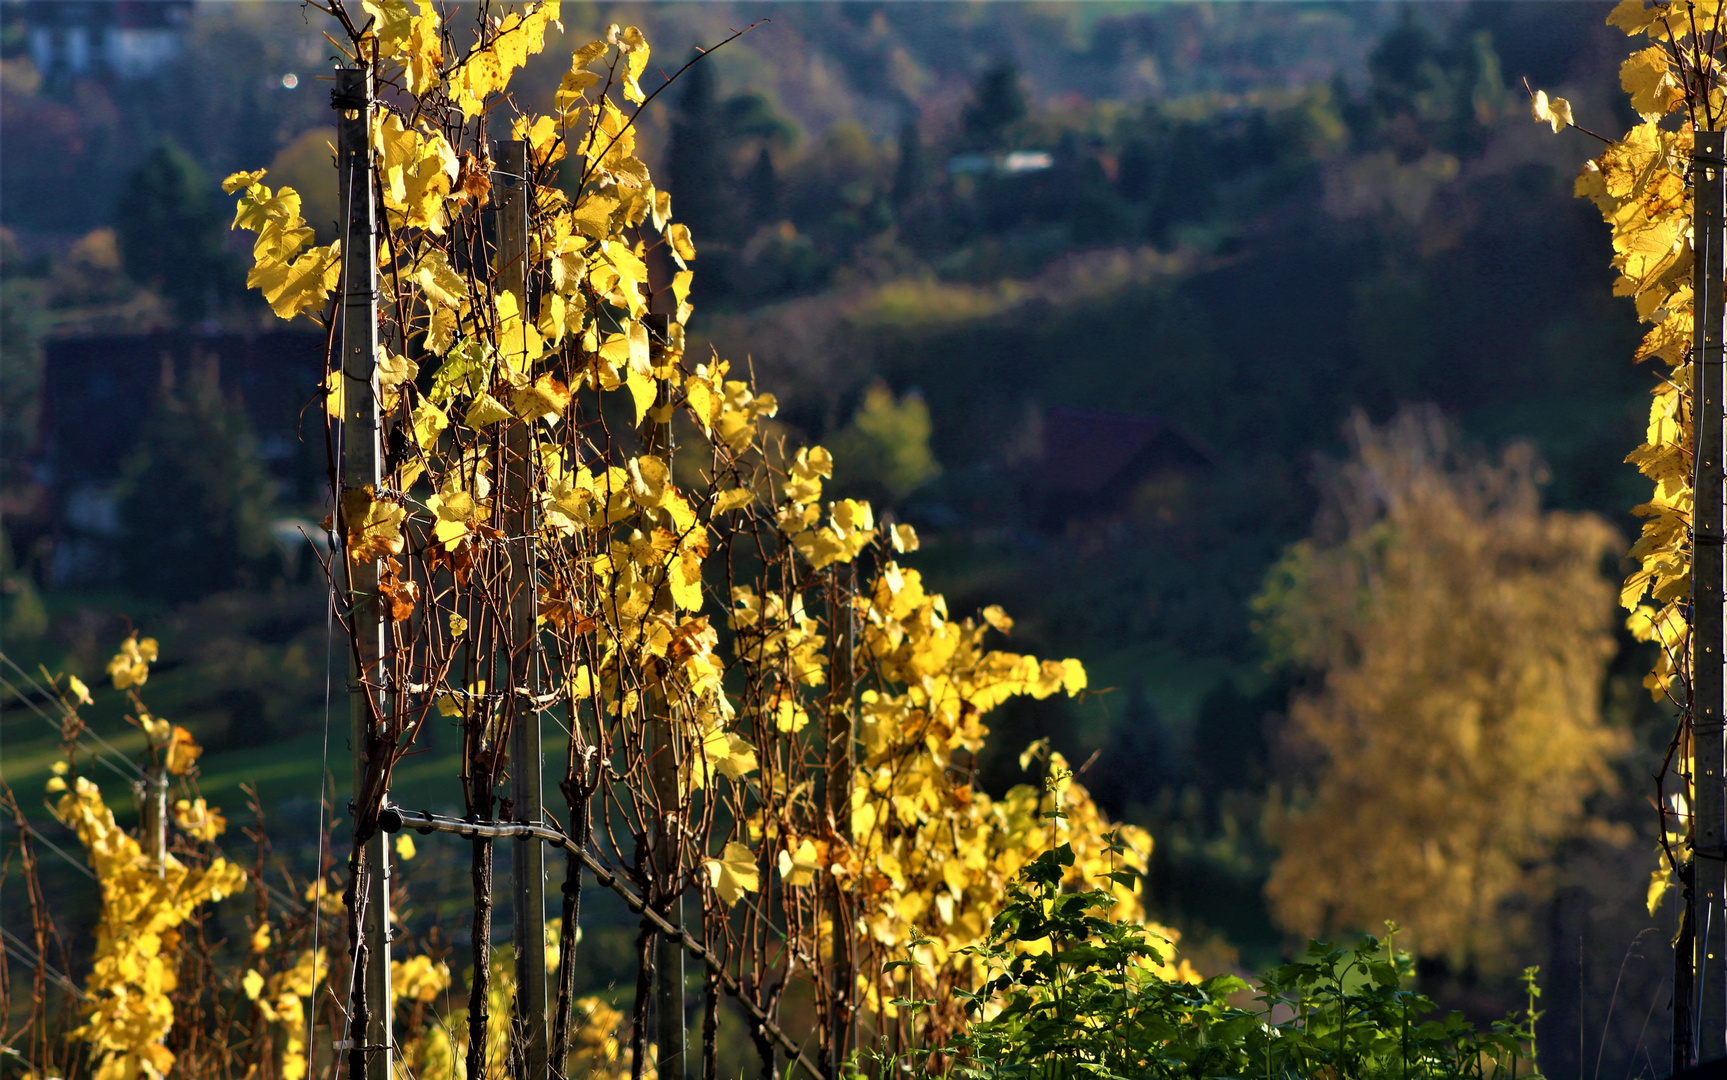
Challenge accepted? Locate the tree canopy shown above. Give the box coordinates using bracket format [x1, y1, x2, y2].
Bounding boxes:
[1256, 407, 1623, 965]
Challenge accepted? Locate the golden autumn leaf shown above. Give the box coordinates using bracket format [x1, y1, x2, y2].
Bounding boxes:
[1648, 868, 1672, 916]
[627, 368, 659, 427]
[66, 674, 93, 706]
[106, 634, 158, 689]
[426, 485, 476, 550]
[513, 113, 565, 167]
[784, 446, 833, 505]
[1530, 89, 1573, 133]
[463, 392, 514, 429]
[412, 398, 450, 450]
[712, 487, 753, 515]
[262, 246, 342, 320]
[172, 796, 226, 840]
[556, 66, 602, 111]
[778, 838, 820, 887]
[163, 726, 203, 776]
[403, 7, 444, 93]
[1606, 0, 1660, 35]
[704, 842, 759, 906]
[222, 169, 266, 194]
[511, 374, 572, 421]
[413, 247, 467, 310]
[1621, 46, 1684, 116]
[618, 25, 650, 104]
[362, 0, 412, 52]
[667, 222, 696, 266]
[342, 486, 407, 562]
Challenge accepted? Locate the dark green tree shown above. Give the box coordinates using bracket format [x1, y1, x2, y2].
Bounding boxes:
[0, 274, 47, 602]
[962, 61, 1027, 149]
[1366, 14, 1447, 122]
[745, 146, 780, 228]
[0, 277, 43, 494]
[1359, 15, 1506, 156]
[891, 117, 925, 210]
[114, 141, 234, 322]
[116, 359, 276, 603]
[668, 54, 727, 243]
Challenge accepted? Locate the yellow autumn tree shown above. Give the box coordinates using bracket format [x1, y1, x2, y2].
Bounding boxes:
[1256, 407, 1624, 964]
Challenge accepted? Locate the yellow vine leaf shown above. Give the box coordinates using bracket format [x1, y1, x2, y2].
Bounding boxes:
[163, 726, 202, 775]
[1531, 89, 1573, 133]
[342, 486, 407, 562]
[171, 797, 225, 840]
[463, 392, 514, 430]
[106, 634, 158, 689]
[448, 1, 561, 118]
[704, 841, 759, 905]
[1622, 46, 1686, 117]
[56, 776, 247, 1080]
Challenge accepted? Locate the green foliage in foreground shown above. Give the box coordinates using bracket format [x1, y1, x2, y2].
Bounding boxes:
[887, 838, 1542, 1080]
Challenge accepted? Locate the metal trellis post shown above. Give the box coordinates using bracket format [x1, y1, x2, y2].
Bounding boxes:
[139, 763, 167, 877]
[1695, 128, 1727, 1066]
[824, 568, 857, 1079]
[497, 137, 551, 1080]
[336, 65, 393, 1080]
[644, 312, 688, 1080]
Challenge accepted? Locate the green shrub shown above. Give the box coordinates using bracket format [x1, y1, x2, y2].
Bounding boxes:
[887, 833, 1541, 1080]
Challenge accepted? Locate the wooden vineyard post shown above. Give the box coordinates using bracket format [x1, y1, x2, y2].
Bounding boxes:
[1695, 128, 1727, 1066]
[497, 137, 551, 1080]
[336, 66, 393, 1080]
[824, 568, 857, 1079]
[644, 312, 688, 1080]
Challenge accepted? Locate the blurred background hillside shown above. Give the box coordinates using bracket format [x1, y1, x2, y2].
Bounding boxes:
[0, 1, 1678, 1073]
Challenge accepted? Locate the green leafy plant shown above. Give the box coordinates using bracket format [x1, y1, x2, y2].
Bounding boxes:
[895, 785, 1542, 1080]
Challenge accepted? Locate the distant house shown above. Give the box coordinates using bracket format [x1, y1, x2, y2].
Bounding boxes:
[12, 0, 192, 84]
[39, 330, 324, 582]
[1014, 406, 1210, 532]
[946, 150, 1056, 177]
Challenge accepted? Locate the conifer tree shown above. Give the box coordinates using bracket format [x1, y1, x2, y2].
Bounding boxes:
[745, 146, 779, 228]
[891, 117, 925, 211]
[962, 61, 1027, 149]
[668, 54, 726, 243]
[114, 142, 234, 323]
[116, 359, 275, 602]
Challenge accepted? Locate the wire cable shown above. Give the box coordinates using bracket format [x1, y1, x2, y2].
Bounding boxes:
[0, 654, 149, 780]
[0, 667, 146, 788]
[1, 926, 82, 999]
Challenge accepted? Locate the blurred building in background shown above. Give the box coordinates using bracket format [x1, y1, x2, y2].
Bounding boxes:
[11, 0, 191, 84]
[36, 331, 322, 584]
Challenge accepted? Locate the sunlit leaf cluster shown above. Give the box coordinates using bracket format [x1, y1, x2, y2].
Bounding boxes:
[1547, 0, 1727, 894]
[218, 0, 1183, 1065]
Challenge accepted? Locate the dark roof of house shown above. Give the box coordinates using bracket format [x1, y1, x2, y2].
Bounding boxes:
[1024, 406, 1211, 495]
